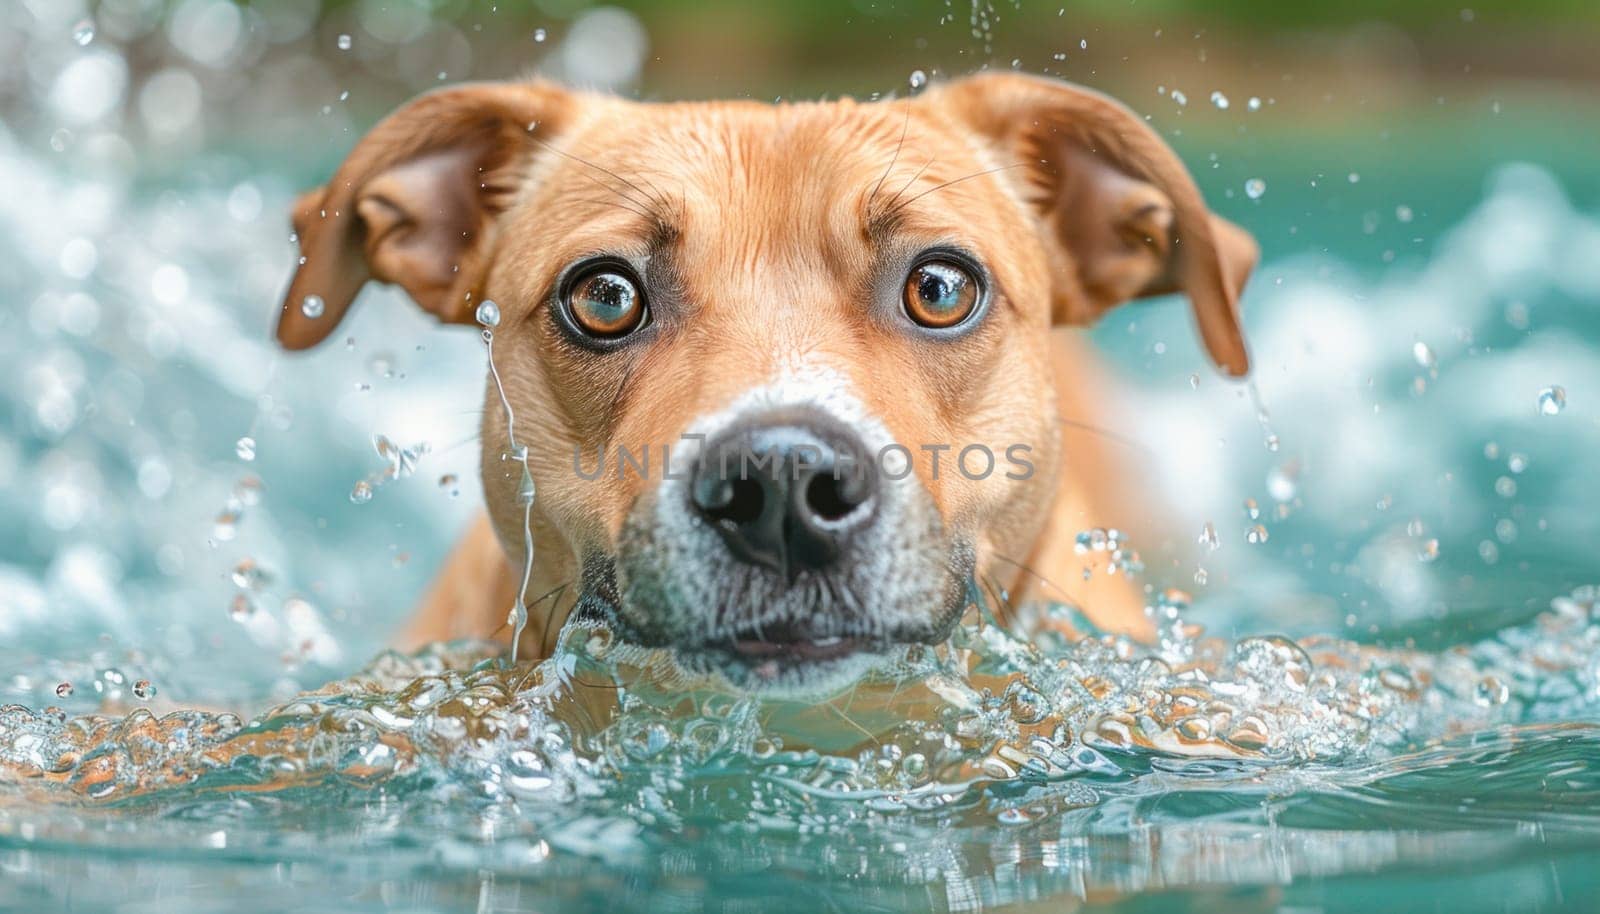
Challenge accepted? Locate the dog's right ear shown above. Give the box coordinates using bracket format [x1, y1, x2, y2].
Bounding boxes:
[276, 82, 575, 350]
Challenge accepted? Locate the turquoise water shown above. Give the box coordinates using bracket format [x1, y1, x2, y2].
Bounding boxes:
[7, 7, 1600, 912]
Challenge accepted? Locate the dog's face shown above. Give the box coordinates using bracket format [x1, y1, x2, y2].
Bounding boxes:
[277, 74, 1254, 694]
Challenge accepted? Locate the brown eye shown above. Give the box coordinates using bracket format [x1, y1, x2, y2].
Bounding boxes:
[903, 258, 980, 329]
[565, 267, 646, 338]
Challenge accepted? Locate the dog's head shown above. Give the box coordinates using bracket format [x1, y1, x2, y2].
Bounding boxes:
[277, 73, 1254, 695]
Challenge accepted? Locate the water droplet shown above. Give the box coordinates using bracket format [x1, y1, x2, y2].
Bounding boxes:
[1170, 89, 1188, 107]
[1507, 452, 1528, 474]
[1209, 90, 1229, 109]
[213, 510, 240, 541]
[1474, 675, 1509, 707]
[1188, 372, 1200, 390]
[1396, 204, 1414, 223]
[1244, 177, 1266, 200]
[517, 466, 537, 506]
[1417, 538, 1440, 562]
[232, 475, 264, 506]
[1412, 341, 1436, 370]
[908, 69, 927, 91]
[1266, 465, 1297, 502]
[1537, 385, 1566, 416]
[1244, 498, 1260, 520]
[1478, 539, 1500, 564]
[1197, 522, 1220, 551]
[438, 473, 460, 495]
[55, 682, 73, 698]
[229, 594, 256, 621]
[475, 300, 501, 327]
[1495, 476, 1517, 498]
[132, 679, 155, 700]
[337, 33, 353, 51]
[300, 295, 325, 318]
[1347, 172, 1361, 184]
[1246, 96, 1262, 112]
[1245, 524, 1269, 545]
[1193, 566, 1209, 585]
[71, 18, 95, 46]
[350, 480, 374, 504]
[533, 28, 547, 42]
[235, 436, 257, 461]
[230, 559, 262, 590]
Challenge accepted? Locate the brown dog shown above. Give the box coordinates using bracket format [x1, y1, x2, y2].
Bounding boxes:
[275, 72, 1255, 696]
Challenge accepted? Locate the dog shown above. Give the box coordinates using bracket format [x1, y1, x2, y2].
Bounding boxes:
[275, 72, 1255, 697]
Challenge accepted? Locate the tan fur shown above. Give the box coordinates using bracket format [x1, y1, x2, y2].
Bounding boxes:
[278, 73, 1255, 664]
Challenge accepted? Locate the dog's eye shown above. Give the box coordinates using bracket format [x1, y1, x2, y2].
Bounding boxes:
[903, 259, 979, 329]
[564, 266, 646, 338]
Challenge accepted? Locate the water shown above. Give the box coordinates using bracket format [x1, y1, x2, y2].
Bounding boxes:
[5, 6, 1600, 912]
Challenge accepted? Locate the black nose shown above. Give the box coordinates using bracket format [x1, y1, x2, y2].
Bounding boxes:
[689, 410, 878, 578]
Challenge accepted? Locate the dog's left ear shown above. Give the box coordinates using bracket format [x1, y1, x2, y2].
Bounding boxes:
[276, 81, 575, 350]
[937, 72, 1256, 376]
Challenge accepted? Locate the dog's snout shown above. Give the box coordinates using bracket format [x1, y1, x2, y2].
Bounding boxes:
[689, 411, 878, 578]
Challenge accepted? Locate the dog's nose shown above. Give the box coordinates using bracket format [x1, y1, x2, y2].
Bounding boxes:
[689, 411, 878, 578]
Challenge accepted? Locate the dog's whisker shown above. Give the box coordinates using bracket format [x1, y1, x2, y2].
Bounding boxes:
[571, 196, 655, 222]
[987, 552, 1093, 616]
[1055, 413, 1154, 457]
[886, 161, 1028, 217]
[867, 96, 914, 208]
[529, 136, 673, 223]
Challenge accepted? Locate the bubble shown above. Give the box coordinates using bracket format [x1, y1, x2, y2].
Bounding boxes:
[55, 682, 73, 699]
[1197, 522, 1220, 551]
[1246, 96, 1262, 112]
[533, 28, 547, 42]
[1209, 90, 1229, 110]
[72, 18, 96, 46]
[1245, 524, 1269, 545]
[300, 295, 325, 319]
[1170, 89, 1188, 107]
[1417, 539, 1440, 562]
[1495, 476, 1517, 498]
[1537, 385, 1566, 416]
[1244, 498, 1260, 520]
[350, 480, 374, 504]
[439, 473, 460, 496]
[1244, 178, 1266, 200]
[1396, 204, 1414, 223]
[133, 680, 155, 701]
[475, 300, 501, 328]
[337, 33, 352, 51]
[235, 436, 256, 461]
[908, 69, 927, 91]
[1507, 453, 1528, 474]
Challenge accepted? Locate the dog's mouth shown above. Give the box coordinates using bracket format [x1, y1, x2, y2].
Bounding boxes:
[709, 619, 871, 665]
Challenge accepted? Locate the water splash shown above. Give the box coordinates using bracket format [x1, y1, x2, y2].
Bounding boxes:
[479, 300, 538, 662]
